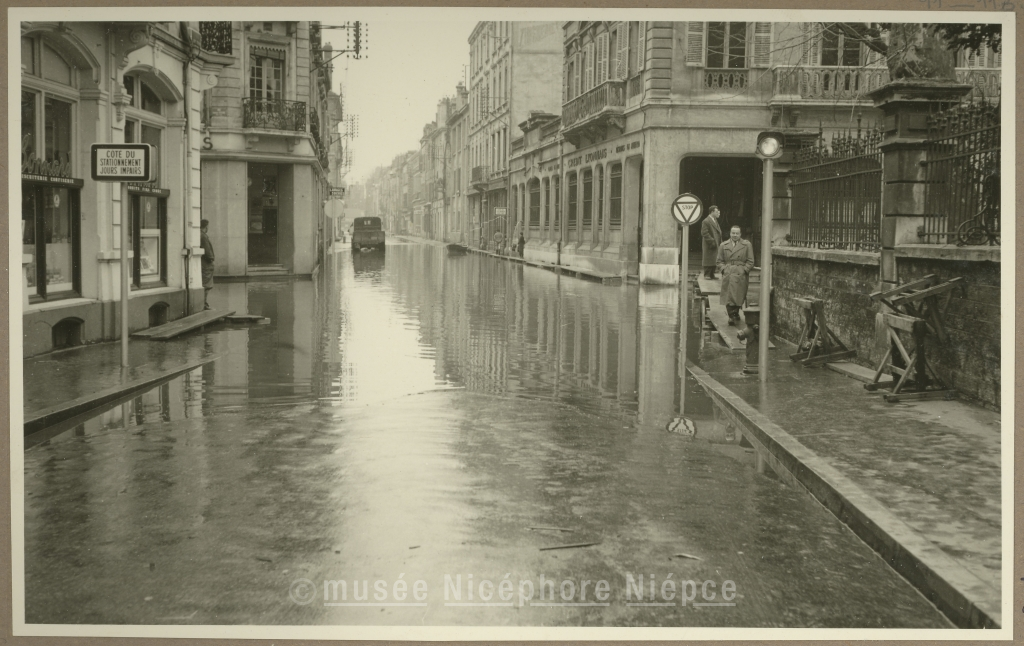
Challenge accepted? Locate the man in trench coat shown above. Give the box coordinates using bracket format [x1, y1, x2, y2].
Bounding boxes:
[700, 206, 722, 279]
[717, 225, 755, 325]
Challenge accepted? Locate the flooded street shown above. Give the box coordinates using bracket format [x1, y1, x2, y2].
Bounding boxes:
[24, 241, 950, 627]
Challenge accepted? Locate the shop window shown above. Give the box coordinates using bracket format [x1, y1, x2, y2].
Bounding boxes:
[52, 318, 84, 350]
[596, 165, 605, 231]
[706, 22, 747, 69]
[582, 169, 593, 230]
[542, 178, 550, 229]
[130, 194, 167, 288]
[567, 173, 578, 231]
[553, 176, 561, 229]
[609, 163, 623, 229]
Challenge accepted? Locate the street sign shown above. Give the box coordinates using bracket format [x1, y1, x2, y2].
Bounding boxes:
[331, 187, 346, 198]
[91, 144, 154, 182]
[494, 207, 508, 216]
[671, 193, 703, 226]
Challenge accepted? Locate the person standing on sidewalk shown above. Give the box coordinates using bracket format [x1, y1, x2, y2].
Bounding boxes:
[717, 225, 754, 325]
[700, 205, 722, 279]
[200, 219, 215, 311]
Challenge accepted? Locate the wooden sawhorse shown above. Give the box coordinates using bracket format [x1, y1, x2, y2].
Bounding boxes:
[789, 298, 856, 366]
[869, 274, 964, 344]
[864, 312, 954, 403]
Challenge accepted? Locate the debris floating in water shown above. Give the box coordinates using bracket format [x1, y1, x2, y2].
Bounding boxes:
[673, 552, 702, 560]
[528, 526, 574, 533]
[540, 542, 600, 551]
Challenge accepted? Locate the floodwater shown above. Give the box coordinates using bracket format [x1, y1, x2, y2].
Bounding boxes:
[23, 240, 951, 627]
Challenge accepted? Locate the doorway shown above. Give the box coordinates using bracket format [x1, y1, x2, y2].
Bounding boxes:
[248, 163, 280, 265]
[679, 157, 763, 262]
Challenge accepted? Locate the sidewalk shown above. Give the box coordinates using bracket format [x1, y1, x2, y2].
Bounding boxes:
[21, 335, 218, 433]
[689, 340, 1001, 628]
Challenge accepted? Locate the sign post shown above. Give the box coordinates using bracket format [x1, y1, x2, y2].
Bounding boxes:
[670, 193, 703, 423]
[91, 144, 154, 368]
[755, 132, 784, 382]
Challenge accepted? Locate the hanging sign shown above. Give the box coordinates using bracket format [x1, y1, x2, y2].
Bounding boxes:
[670, 193, 703, 226]
[91, 144, 154, 182]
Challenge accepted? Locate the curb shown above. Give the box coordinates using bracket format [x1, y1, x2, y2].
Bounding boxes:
[687, 362, 1000, 629]
[24, 354, 221, 436]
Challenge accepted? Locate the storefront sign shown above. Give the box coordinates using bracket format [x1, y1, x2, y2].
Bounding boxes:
[91, 144, 154, 182]
[565, 139, 641, 169]
[127, 183, 170, 197]
[21, 173, 84, 188]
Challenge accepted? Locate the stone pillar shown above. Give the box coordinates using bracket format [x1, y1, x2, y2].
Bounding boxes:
[869, 80, 971, 288]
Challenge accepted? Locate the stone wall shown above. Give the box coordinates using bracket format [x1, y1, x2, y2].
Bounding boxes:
[770, 249, 880, 367]
[770, 247, 1001, 410]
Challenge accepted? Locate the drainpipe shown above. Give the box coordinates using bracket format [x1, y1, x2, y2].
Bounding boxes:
[180, 23, 196, 315]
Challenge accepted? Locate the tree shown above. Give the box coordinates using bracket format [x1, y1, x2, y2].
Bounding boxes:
[835, 22, 1001, 80]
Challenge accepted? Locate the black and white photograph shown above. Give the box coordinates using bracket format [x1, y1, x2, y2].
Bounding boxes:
[10, 5, 1013, 640]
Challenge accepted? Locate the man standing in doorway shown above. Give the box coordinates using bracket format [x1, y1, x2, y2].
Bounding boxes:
[717, 225, 754, 325]
[700, 205, 722, 279]
[200, 219, 215, 311]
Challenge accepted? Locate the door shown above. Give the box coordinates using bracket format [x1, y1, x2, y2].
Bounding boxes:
[248, 163, 280, 265]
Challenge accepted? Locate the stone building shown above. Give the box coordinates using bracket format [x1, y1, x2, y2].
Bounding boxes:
[199, 21, 338, 278]
[19, 21, 233, 356]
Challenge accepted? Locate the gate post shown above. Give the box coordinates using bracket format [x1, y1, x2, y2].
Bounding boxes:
[868, 81, 972, 290]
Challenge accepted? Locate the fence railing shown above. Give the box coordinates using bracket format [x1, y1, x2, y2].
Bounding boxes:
[199, 22, 232, 55]
[956, 68, 1001, 101]
[562, 80, 625, 130]
[242, 98, 307, 132]
[703, 69, 748, 91]
[789, 126, 883, 251]
[921, 101, 1000, 246]
[773, 65, 889, 101]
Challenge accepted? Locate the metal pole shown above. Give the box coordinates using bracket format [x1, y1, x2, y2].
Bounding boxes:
[678, 225, 690, 415]
[121, 182, 131, 368]
[758, 157, 773, 381]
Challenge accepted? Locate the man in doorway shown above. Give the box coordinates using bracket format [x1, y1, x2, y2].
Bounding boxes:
[700, 205, 722, 279]
[200, 219, 215, 311]
[717, 225, 755, 325]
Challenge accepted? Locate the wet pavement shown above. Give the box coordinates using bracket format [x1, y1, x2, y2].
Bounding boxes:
[23, 240, 953, 627]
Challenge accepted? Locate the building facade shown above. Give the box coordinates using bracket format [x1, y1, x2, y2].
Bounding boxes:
[467, 21, 563, 252]
[20, 21, 234, 357]
[445, 84, 470, 244]
[199, 21, 337, 279]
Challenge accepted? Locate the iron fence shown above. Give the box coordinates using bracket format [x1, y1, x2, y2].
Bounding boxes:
[243, 98, 307, 132]
[789, 125, 883, 251]
[921, 101, 1000, 246]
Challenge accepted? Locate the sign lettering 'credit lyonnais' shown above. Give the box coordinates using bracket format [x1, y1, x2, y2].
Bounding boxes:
[671, 193, 703, 226]
[91, 144, 154, 182]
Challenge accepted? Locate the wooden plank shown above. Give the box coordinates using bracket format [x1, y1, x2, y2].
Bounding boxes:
[825, 361, 894, 386]
[696, 276, 721, 296]
[793, 297, 817, 310]
[801, 349, 857, 366]
[889, 277, 964, 307]
[881, 312, 921, 332]
[706, 302, 775, 351]
[869, 274, 938, 301]
[141, 310, 235, 341]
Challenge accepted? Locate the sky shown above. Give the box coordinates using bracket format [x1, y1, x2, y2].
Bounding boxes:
[323, 20, 478, 184]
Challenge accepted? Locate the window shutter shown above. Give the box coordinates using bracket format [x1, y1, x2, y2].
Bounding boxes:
[991, 46, 1001, 68]
[597, 32, 609, 82]
[637, 21, 647, 72]
[574, 51, 581, 96]
[685, 22, 704, 66]
[752, 22, 771, 67]
[800, 23, 821, 65]
[563, 59, 568, 103]
[585, 42, 595, 90]
[616, 22, 628, 78]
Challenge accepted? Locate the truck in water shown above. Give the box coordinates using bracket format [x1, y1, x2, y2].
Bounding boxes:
[351, 217, 385, 253]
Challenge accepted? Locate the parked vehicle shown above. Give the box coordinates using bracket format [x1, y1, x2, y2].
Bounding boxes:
[351, 217, 385, 253]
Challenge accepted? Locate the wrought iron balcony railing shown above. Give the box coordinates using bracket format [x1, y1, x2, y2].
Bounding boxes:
[471, 166, 490, 185]
[199, 22, 232, 55]
[562, 80, 625, 130]
[243, 98, 307, 132]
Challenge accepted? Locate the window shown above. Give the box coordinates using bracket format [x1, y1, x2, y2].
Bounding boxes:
[553, 176, 561, 229]
[543, 178, 550, 229]
[130, 194, 167, 287]
[821, 26, 862, 67]
[707, 22, 747, 69]
[123, 74, 164, 184]
[609, 163, 623, 229]
[249, 47, 285, 101]
[582, 169, 593, 230]
[529, 180, 540, 228]
[22, 40, 82, 302]
[596, 165, 604, 231]
[567, 173, 578, 230]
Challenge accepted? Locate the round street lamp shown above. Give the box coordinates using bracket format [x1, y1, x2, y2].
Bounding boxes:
[754, 131, 784, 381]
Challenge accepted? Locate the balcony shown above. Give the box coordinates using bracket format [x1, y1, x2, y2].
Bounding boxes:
[561, 80, 625, 146]
[471, 165, 490, 186]
[956, 68, 1001, 100]
[772, 66, 890, 102]
[243, 98, 307, 132]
